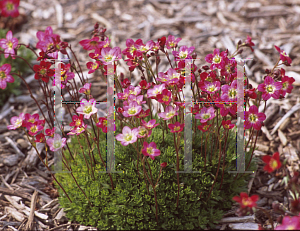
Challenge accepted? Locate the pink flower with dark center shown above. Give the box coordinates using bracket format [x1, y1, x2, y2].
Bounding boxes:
[257, 76, 282, 101]
[0, 63, 14, 89]
[244, 105, 266, 130]
[172, 45, 195, 60]
[7, 113, 25, 130]
[76, 99, 98, 119]
[168, 121, 184, 133]
[0, 0, 19, 17]
[46, 134, 67, 152]
[166, 35, 182, 49]
[142, 141, 161, 160]
[195, 106, 215, 123]
[115, 126, 139, 146]
[274, 45, 292, 65]
[79, 36, 101, 51]
[158, 105, 179, 120]
[0, 30, 18, 59]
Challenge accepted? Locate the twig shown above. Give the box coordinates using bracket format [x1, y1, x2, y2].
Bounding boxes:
[24, 190, 38, 231]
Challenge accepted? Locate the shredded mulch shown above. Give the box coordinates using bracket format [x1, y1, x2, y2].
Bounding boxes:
[0, 0, 300, 230]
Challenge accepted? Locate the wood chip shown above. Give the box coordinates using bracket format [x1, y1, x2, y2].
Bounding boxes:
[278, 129, 288, 146]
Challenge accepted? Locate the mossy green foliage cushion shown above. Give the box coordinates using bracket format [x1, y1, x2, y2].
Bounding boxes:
[55, 114, 257, 230]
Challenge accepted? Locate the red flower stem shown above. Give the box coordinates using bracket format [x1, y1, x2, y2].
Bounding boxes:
[163, 50, 174, 69]
[0, 52, 35, 72]
[67, 46, 86, 86]
[155, 167, 163, 187]
[76, 135, 93, 177]
[173, 132, 180, 209]
[18, 43, 39, 57]
[23, 128, 72, 203]
[270, 57, 281, 76]
[132, 143, 142, 178]
[245, 127, 254, 151]
[204, 131, 209, 171]
[219, 129, 229, 190]
[11, 73, 52, 129]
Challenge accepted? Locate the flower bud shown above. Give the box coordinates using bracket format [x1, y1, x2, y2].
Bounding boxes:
[94, 22, 99, 29]
[191, 52, 197, 60]
[120, 73, 124, 82]
[237, 49, 243, 54]
[248, 84, 253, 89]
[197, 69, 202, 74]
[202, 65, 209, 70]
[147, 54, 151, 58]
[238, 40, 242, 46]
[141, 76, 145, 80]
[265, 69, 271, 74]
[150, 52, 155, 56]
[156, 55, 161, 65]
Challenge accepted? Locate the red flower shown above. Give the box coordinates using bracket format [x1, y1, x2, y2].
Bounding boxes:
[35, 133, 45, 143]
[257, 76, 282, 101]
[0, 0, 19, 18]
[274, 45, 292, 65]
[160, 162, 167, 168]
[79, 37, 101, 51]
[96, 117, 108, 133]
[197, 122, 211, 132]
[244, 105, 266, 130]
[33, 61, 54, 83]
[244, 35, 255, 52]
[262, 152, 282, 173]
[168, 121, 184, 133]
[232, 192, 259, 209]
[222, 120, 235, 129]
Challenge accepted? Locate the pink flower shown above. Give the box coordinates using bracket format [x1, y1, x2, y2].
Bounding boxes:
[244, 35, 255, 52]
[142, 142, 161, 160]
[99, 47, 122, 65]
[86, 61, 101, 74]
[79, 83, 92, 94]
[141, 119, 159, 130]
[258, 76, 282, 101]
[46, 134, 67, 152]
[195, 107, 215, 123]
[35, 133, 45, 143]
[0, 30, 18, 59]
[96, 117, 108, 133]
[0, 0, 19, 17]
[122, 38, 143, 57]
[165, 68, 181, 86]
[76, 99, 98, 119]
[69, 114, 84, 127]
[168, 121, 184, 133]
[136, 109, 150, 119]
[172, 45, 195, 60]
[139, 80, 152, 90]
[274, 45, 292, 65]
[115, 126, 139, 146]
[166, 35, 181, 49]
[122, 101, 142, 117]
[136, 126, 152, 138]
[7, 113, 25, 130]
[205, 48, 227, 70]
[275, 214, 300, 230]
[279, 69, 295, 97]
[135, 40, 154, 53]
[67, 124, 88, 136]
[221, 80, 237, 101]
[79, 36, 101, 51]
[24, 113, 41, 125]
[244, 105, 266, 130]
[158, 105, 179, 120]
[216, 102, 237, 117]
[197, 122, 211, 132]
[200, 81, 221, 94]
[125, 94, 146, 106]
[0, 64, 14, 89]
[147, 83, 166, 98]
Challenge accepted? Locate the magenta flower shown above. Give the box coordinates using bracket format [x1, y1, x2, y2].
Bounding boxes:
[99, 47, 122, 65]
[158, 105, 179, 120]
[135, 40, 154, 53]
[257, 76, 282, 101]
[86, 61, 101, 74]
[35, 133, 45, 143]
[0, 64, 14, 89]
[122, 38, 143, 57]
[279, 69, 295, 97]
[160, 162, 167, 168]
[35, 26, 59, 59]
[221, 80, 237, 101]
[45, 127, 56, 137]
[0, 30, 18, 59]
[275, 214, 300, 230]
[0, 0, 19, 18]
[46, 134, 67, 152]
[244, 35, 255, 52]
[96, 117, 108, 133]
[244, 105, 266, 130]
[125, 94, 146, 106]
[26, 122, 44, 136]
[122, 101, 142, 117]
[157, 89, 172, 105]
[195, 106, 215, 123]
[172, 45, 195, 60]
[115, 126, 139, 146]
[24, 113, 40, 125]
[67, 124, 88, 136]
[76, 99, 98, 119]
[201, 81, 221, 94]
[69, 114, 84, 127]
[141, 119, 159, 130]
[79, 36, 101, 51]
[142, 142, 161, 160]
[274, 45, 292, 65]
[222, 120, 235, 130]
[216, 102, 237, 117]
[168, 121, 184, 133]
[165, 68, 181, 86]
[166, 35, 182, 49]
[7, 113, 25, 130]
[205, 48, 227, 70]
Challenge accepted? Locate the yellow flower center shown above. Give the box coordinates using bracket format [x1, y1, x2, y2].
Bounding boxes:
[169, 42, 175, 47]
[281, 51, 289, 57]
[242, 198, 251, 206]
[229, 89, 237, 98]
[125, 134, 132, 141]
[54, 141, 62, 148]
[92, 63, 98, 70]
[163, 95, 169, 101]
[7, 41, 13, 49]
[166, 112, 175, 118]
[28, 118, 35, 123]
[179, 51, 187, 59]
[208, 86, 216, 92]
[202, 114, 210, 120]
[174, 126, 180, 131]
[282, 82, 287, 90]
[30, 126, 37, 133]
[83, 106, 92, 114]
[6, 3, 14, 11]
[130, 46, 137, 54]
[147, 147, 153, 154]
[266, 85, 275, 93]
[270, 159, 278, 169]
[213, 54, 221, 63]
[105, 55, 113, 62]
[128, 108, 137, 114]
[249, 114, 257, 122]
[0, 71, 6, 79]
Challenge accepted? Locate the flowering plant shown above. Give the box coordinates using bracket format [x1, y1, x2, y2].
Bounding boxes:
[3, 23, 295, 229]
